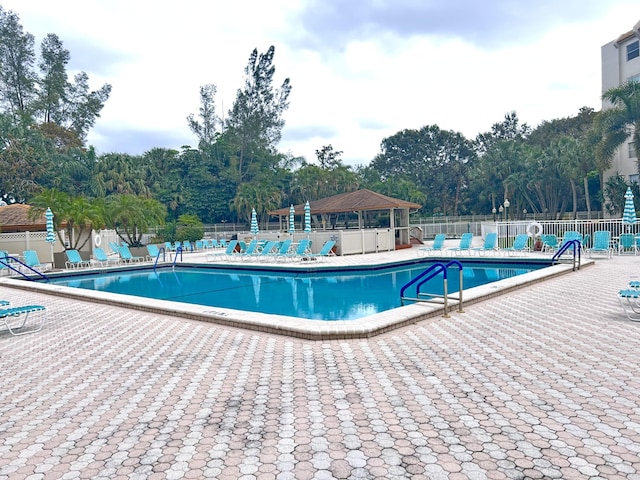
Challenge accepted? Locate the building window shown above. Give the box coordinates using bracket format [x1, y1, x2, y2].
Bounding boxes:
[628, 40, 640, 61]
[630, 142, 637, 159]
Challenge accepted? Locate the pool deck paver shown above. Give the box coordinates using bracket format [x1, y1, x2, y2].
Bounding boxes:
[1, 247, 640, 479]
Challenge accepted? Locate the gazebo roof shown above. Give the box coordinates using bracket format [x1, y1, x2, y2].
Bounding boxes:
[270, 189, 422, 216]
[0, 204, 46, 232]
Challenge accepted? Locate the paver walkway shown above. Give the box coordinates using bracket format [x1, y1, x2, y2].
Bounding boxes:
[1, 251, 640, 479]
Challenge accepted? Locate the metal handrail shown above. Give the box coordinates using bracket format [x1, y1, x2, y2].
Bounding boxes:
[0, 255, 49, 282]
[172, 246, 183, 268]
[551, 239, 581, 270]
[400, 260, 464, 317]
[153, 247, 168, 271]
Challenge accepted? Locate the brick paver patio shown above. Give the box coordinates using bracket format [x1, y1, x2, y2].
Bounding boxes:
[1, 251, 640, 479]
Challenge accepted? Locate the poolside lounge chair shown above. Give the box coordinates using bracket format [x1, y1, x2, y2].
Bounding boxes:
[503, 234, 530, 256]
[206, 240, 239, 261]
[471, 232, 499, 255]
[540, 234, 559, 253]
[618, 233, 637, 255]
[618, 288, 640, 320]
[448, 233, 473, 255]
[560, 231, 583, 251]
[65, 249, 91, 268]
[93, 247, 120, 267]
[271, 239, 293, 262]
[304, 240, 336, 262]
[117, 245, 145, 263]
[587, 230, 612, 258]
[238, 239, 260, 259]
[146, 244, 167, 262]
[288, 239, 312, 260]
[22, 250, 51, 271]
[251, 241, 280, 261]
[0, 304, 47, 336]
[418, 234, 446, 256]
[182, 240, 193, 252]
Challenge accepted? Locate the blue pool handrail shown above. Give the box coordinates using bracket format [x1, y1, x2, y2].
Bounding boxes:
[400, 260, 464, 317]
[152, 246, 167, 271]
[0, 254, 50, 282]
[172, 246, 183, 268]
[551, 239, 581, 271]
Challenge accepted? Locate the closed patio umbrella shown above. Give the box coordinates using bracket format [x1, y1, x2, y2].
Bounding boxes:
[289, 205, 295, 237]
[45, 207, 55, 264]
[304, 200, 311, 234]
[250, 208, 259, 237]
[623, 187, 637, 231]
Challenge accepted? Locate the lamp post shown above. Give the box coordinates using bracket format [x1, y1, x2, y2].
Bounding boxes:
[499, 205, 503, 221]
[503, 199, 510, 244]
[492, 207, 497, 222]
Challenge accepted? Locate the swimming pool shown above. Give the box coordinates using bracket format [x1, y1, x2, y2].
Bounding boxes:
[41, 259, 548, 321]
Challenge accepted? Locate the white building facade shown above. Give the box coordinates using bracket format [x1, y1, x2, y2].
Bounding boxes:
[601, 20, 640, 183]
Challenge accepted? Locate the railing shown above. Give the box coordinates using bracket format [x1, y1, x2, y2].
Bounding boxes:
[552, 240, 582, 271]
[400, 260, 464, 317]
[0, 255, 49, 282]
[153, 247, 168, 271]
[172, 247, 183, 268]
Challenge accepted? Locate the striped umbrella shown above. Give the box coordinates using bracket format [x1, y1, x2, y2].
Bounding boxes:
[304, 200, 311, 234]
[289, 205, 295, 235]
[250, 208, 259, 236]
[623, 187, 637, 230]
[45, 207, 55, 265]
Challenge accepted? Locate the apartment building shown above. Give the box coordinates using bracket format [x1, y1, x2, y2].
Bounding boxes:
[601, 19, 640, 183]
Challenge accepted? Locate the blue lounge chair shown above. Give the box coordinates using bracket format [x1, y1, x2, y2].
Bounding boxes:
[618, 233, 637, 255]
[503, 234, 530, 256]
[118, 245, 145, 263]
[471, 232, 499, 255]
[618, 288, 640, 320]
[22, 250, 51, 271]
[65, 249, 91, 268]
[251, 241, 280, 261]
[448, 233, 473, 255]
[238, 239, 260, 259]
[304, 240, 336, 262]
[587, 230, 612, 258]
[0, 304, 47, 335]
[182, 240, 193, 252]
[288, 239, 312, 260]
[93, 247, 120, 267]
[541, 234, 559, 253]
[273, 239, 293, 262]
[206, 240, 239, 261]
[195, 240, 204, 251]
[418, 234, 446, 256]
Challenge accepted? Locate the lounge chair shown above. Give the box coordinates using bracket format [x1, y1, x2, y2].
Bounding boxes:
[271, 239, 293, 262]
[304, 240, 336, 262]
[147, 244, 167, 262]
[587, 231, 612, 258]
[618, 233, 637, 255]
[560, 231, 583, 251]
[503, 234, 530, 256]
[448, 233, 473, 255]
[471, 232, 499, 255]
[93, 247, 120, 267]
[251, 241, 280, 261]
[182, 240, 193, 252]
[541, 234, 559, 253]
[618, 288, 640, 320]
[22, 250, 51, 271]
[288, 239, 312, 260]
[418, 234, 446, 256]
[65, 249, 91, 268]
[0, 304, 47, 335]
[118, 245, 145, 263]
[195, 240, 204, 251]
[206, 240, 239, 261]
[238, 239, 260, 259]
[164, 241, 176, 252]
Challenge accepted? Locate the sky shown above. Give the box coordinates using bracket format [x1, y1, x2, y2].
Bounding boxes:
[3, 0, 639, 166]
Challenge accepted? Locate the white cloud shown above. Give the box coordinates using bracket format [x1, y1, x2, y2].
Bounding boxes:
[2, 0, 638, 164]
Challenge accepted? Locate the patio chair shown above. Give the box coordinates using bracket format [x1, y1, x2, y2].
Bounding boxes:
[0, 304, 47, 336]
[618, 288, 640, 320]
[418, 234, 446, 256]
[560, 231, 583, 251]
[541, 234, 559, 253]
[205, 240, 239, 261]
[618, 233, 637, 255]
[117, 244, 145, 263]
[448, 233, 473, 255]
[503, 234, 530, 256]
[92, 247, 120, 267]
[238, 239, 260, 259]
[587, 230, 612, 258]
[147, 244, 167, 262]
[471, 232, 499, 255]
[288, 239, 312, 260]
[304, 240, 336, 262]
[272, 239, 293, 262]
[182, 240, 193, 252]
[251, 241, 280, 261]
[65, 249, 91, 268]
[22, 250, 51, 271]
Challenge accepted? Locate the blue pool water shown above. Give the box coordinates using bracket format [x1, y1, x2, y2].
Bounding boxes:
[44, 260, 549, 321]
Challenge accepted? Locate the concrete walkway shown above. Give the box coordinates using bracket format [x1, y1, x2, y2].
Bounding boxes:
[1, 250, 640, 479]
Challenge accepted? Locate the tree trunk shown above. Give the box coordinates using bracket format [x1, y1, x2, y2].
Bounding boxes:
[583, 176, 591, 218]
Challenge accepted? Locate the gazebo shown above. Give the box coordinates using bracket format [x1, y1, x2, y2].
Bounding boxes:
[269, 190, 421, 255]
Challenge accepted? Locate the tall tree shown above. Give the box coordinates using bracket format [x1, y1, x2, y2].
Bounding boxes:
[598, 80, 640, 163]
[187, 84, 221, 148]
[225, 46, 291, 180]
[0, 6, 37, 118]
[36, 33, 69, 123]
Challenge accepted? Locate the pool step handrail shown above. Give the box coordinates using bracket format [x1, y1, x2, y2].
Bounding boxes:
[172, 246, 183, 268]
[0, 254, 49, 282]
[551, 239, 581, 271]
[153, 246, 168, 271]
[400, 260, 464, 317]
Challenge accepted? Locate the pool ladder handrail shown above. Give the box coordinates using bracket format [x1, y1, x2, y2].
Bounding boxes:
[551, 239, 581, 271]
[0, 254, 50, 282]
[400, 260, 463, 317]
[152, 247, 168, 271]
[172, 246, 183, 269]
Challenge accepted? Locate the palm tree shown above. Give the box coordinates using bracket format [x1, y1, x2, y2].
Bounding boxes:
[598, 80, 640, 165]
[105, 194, 166, 246]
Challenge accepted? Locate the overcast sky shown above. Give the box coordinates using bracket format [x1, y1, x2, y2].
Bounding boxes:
[3, 1, 639, 166]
